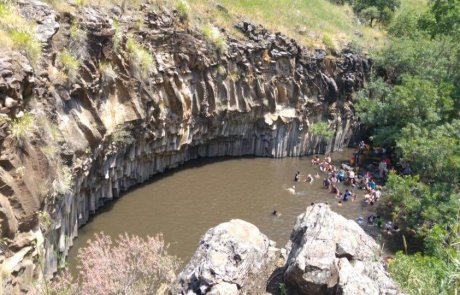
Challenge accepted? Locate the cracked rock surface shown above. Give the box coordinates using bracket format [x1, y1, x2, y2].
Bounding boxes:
[284, 204, 403, 295]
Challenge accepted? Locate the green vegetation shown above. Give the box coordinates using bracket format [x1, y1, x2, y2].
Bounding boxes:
[187, 0, 385, 49]
[310, 122, 334, 140]
[112, 19, 122, 52]
[201, 24, 228, 54]
[176, 0, 190, 20]
[126, 35, 155, 80]
[9, 113, 35, 144]
[0, 2, 42, 65]
[355, 1, 460, 293]
[58, 50, 80, 79]
[348, 0, 401, 26]
[322, 34, 336, 51]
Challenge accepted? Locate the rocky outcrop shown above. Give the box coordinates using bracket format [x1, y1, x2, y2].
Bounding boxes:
[284, 204, 402, 295]
[172, 205, 402, 295]
[0, 0, 370, 292]
[176, 219, 275, 295]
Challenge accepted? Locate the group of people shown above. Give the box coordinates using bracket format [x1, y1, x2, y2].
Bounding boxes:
[308, 144, 389, 210]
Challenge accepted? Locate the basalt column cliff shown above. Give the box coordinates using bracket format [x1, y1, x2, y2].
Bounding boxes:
[0, 0, 370, 290]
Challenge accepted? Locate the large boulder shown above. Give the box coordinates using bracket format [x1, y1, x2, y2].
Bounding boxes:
[284, 203, 402, 295]
[175, 219, 274, 295]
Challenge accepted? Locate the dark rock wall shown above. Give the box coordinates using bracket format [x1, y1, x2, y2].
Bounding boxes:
[0, 1, 370, 292]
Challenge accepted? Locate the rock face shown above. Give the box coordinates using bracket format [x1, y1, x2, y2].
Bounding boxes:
[0, 0, 370, 291]
[176, 219, 274, 295]
[284, 204, 402, 295]
[173, 206, 403, 295]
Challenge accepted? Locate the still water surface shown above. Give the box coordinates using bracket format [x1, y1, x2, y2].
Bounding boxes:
[68, 150, 379, 269]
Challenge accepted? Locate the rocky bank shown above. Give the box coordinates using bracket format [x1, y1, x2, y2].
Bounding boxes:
[0, 0, 370, 293]
[176, 204, 402, 295]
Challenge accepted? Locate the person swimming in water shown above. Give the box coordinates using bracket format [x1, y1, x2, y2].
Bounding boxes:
[342, 189, 351, 201]
[294, 171, 300, 182]
[306, 174, 314, 184]
[272, 210, 282, 217]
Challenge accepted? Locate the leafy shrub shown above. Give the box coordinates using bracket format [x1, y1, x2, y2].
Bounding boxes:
[201, 24, 228, 54]
[389, 251, 456, 295]
[310, 121, 334, 139]
[126, 36, 155, 80]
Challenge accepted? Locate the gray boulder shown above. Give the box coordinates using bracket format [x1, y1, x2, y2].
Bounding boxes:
[176, 219, 273, 294]
[284, 203, 403, 295]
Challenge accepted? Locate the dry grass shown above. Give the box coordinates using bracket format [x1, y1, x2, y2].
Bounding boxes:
[126, 35, 155, 80]
[0, 2, 42, 65]
[186, 0, 386, 50]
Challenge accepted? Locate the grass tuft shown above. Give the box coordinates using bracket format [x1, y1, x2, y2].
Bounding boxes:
[126, 36, 155, 80]
[0, 2, 42, 65]
[52, 164, 73, 197]
[100, 61, 117, 83]
[176, 0, 191, 20]
[201, 24, 228, 54]
[58, 50, 80, 79]
[10, 113, 36, 143]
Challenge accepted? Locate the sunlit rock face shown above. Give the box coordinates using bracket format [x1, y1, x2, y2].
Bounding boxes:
[176, 219, 274, 294]
[284, 204, 403, 295]
[0, 1, 370, 292]
[174, 205, 403, 295]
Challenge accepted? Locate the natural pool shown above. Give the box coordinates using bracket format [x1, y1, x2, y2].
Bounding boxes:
[67, 149, 386, 270]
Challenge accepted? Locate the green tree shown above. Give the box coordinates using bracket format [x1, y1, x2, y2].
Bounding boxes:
[420, 0, 460, 38]
[349, 0, 401, 25]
